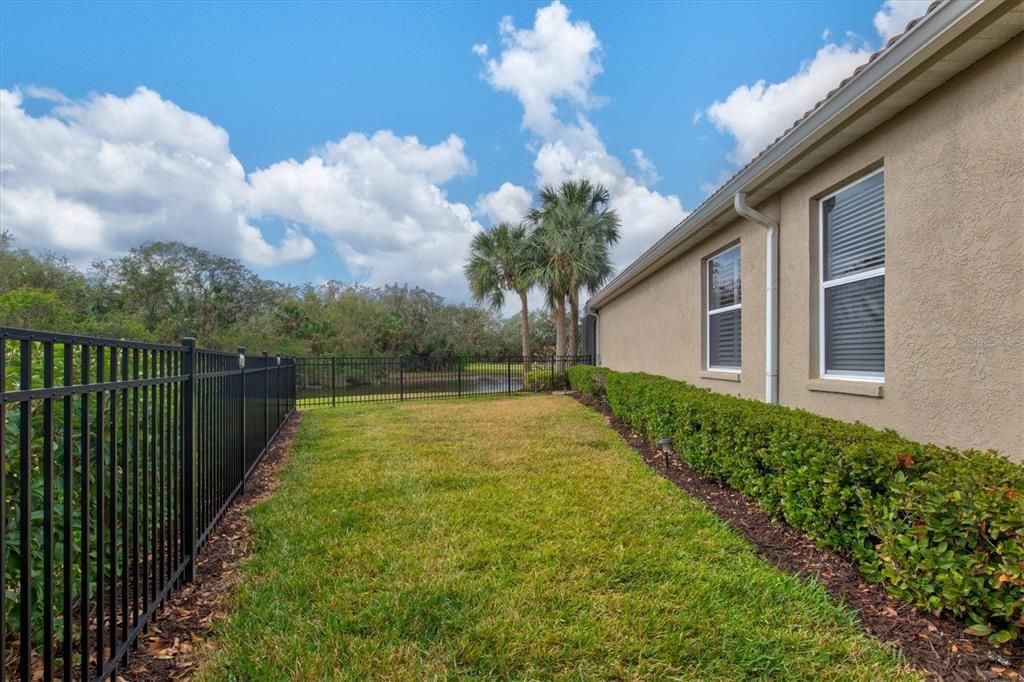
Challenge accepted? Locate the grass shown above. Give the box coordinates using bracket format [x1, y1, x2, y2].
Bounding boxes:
[201, 395, 916, 680]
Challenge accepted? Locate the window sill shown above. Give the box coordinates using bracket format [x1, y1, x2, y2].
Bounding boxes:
[807, 378, 884, 398]
[700, 370, 741, 383]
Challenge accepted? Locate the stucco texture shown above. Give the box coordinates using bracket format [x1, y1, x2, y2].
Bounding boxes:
[597, 35, 1024, 460]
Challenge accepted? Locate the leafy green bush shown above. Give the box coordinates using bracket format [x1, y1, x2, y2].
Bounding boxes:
[567, 365, 607, 397]
[523, 367, 567, 392]
[568, 368, 1024, 642]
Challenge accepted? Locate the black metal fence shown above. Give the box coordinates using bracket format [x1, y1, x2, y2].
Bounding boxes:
[0, 327, 295, 681]
[296, 355, 592, 406]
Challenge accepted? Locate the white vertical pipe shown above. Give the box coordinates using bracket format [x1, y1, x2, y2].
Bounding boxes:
[733, 192, 779, 405]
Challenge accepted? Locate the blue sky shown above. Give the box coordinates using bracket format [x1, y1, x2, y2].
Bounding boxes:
[0, 0, 928, 303]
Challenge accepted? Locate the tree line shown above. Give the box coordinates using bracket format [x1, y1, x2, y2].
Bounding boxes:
[0, 234, 556, 357]
[465, 179, 619, 360]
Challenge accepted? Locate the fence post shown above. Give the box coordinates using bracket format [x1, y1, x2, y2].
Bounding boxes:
[399, 356, 405, 401]
[262, 351, 269, 451]
[331, 356, 337, 407]
[276, 354, 282, 431]
[507, 356, 512, 394]
[238, 347, 246, 494]
[181, 338, 197, 583]
[457, 360, 462, 398]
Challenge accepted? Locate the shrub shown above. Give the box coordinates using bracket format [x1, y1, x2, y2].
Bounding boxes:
[569, 368, 1024, 643]
[523, 367, 567, 391]
[567, 365, 607, 397]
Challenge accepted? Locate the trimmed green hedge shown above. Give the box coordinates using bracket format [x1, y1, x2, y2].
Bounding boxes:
[567, 365, 1024, 643]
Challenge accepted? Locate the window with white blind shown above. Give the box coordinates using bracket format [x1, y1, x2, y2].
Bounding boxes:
[707, 245, 741, 371]
[819, 168, 885, 380]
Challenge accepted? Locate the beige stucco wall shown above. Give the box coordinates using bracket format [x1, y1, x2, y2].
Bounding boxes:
[598, 34, 1024, 460]
[598, 214, 767, 401]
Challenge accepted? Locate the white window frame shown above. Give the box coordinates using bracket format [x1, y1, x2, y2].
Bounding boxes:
[818, 167, 885, 382]
[706, 244, 742, 373]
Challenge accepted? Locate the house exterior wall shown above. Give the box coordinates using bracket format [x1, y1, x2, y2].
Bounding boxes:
[597, 34, 1024, 460]
[598, 216, 767, 401]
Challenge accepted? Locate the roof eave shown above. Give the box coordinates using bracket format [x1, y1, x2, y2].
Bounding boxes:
[587, 0, 994, 312]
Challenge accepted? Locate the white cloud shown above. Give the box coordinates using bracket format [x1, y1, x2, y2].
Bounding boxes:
[475, 182, 532, 225]
[704, 0, 934, 171]
[22, 85, 69, 103]
[480, 1, 604, 138]
[0, 86, 309, 267]
[707, 42, 873, 165]
[0, 86, 485, 299]
[691, 110, 703, 124]
[477, 1, 686, 272]
[874, 0, 932, 42]
[630, 149, 661, 186]
[471, 43, 488, 57]
[248, 130, 481, 297]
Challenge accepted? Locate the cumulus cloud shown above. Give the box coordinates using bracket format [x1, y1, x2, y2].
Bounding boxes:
[475, 1, 685, 271]
[874, 0, 933, 42]
[479, 1, 604, 137]
[475, 182, 532, 225]
[248, 130, 481, 295]
[0, 86, 484, 298]
[705, 0, 933, 169]
[707, 42, 873, 165]
[0, 86, 313, 266]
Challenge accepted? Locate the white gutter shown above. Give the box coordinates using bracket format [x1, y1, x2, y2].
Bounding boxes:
[733, 193, 778, 404]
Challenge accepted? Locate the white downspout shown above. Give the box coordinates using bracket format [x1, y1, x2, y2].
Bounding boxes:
[733, 192, 779, 405]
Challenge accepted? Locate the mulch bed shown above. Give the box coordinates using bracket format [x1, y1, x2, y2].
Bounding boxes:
[573, 392, 1023, 681]
[122, 413, 302, 681]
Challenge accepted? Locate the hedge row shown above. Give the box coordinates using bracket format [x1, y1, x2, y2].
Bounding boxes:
[567, 365, 1024, 643]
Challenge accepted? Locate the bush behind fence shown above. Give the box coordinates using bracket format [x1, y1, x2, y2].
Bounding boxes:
[1, 327, 296, 681]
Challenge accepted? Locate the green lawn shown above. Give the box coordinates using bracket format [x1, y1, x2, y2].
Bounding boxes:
[201, 395, 915, 680]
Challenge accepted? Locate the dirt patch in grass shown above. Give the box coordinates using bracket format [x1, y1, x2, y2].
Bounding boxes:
[573, 392, 1023, 681]
[123, 413, 302, 681]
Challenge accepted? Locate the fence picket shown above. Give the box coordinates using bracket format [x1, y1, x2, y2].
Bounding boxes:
[0, 327, 296, 681]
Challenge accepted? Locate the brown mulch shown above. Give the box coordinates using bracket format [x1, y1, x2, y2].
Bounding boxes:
[121, 413, 302, 681]
[573, 392, 1023, 681]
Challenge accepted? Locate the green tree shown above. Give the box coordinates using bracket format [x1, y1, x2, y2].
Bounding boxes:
[464, 222, 536, 367]
[528, 180, 620, 358]
[92, 241, 287, 340]
[0, 290, 73, 330]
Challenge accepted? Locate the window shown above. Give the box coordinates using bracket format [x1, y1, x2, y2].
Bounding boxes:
[819, 168, 885, 380]
[707, 245, 741, 371]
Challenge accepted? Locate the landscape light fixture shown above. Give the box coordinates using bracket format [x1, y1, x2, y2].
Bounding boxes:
[658, 436, 673, 470]
[238, 346, 246, 370]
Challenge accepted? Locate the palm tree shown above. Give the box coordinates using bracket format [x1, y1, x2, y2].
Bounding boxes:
[528, 180, 620, 360]
[464, 222, 536, 368]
